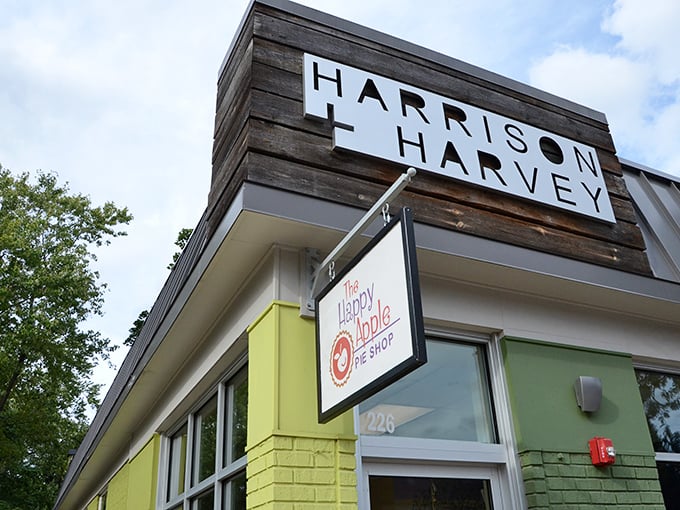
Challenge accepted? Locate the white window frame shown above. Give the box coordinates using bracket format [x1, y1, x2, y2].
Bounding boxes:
[158, 358, 247, 510]
[355, 330, 526, 509]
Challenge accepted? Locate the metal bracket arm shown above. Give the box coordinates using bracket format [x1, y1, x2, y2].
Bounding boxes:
[308, 167, 417, 303]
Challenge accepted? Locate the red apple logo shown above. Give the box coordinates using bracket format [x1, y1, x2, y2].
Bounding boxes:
[330, 331, 353, 387]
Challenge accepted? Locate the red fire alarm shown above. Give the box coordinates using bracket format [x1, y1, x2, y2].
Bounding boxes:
[588, 436, 616, 466]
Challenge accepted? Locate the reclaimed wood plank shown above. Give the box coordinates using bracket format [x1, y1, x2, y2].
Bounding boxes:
[213, 41, 254, 165]
[251, 9, 615, 149]
[207, 6, 651, 276]
[250, 38, 627, 188]
[244, 152, 652, 275]
[245, 118, 645, 248]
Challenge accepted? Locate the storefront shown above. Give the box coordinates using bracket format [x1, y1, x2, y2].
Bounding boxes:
[54, 1, 680, 509]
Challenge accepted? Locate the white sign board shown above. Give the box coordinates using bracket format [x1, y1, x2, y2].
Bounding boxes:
[303, 53, 615, 223]
[316, 208, 426, 423]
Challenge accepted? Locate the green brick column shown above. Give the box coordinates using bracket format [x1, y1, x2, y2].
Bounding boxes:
[246, 301, 358, 510]
[503, 337, 665, 509]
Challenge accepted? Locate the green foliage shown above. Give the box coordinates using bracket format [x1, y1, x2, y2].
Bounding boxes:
[167, 227, 193, 270]
[125, 227, 193, 347]
[0, 166, 132, 509]
[124, 309, 149, 347]
[637, 370, 680, 453]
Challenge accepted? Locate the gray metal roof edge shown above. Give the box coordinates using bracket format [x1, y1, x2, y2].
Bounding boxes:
[620, 157, 680, 184]
[240, 0, 607, 124]
[53, 195, 245, 509]
[218, 0, 256, 77]
[241, 182, 680, 306]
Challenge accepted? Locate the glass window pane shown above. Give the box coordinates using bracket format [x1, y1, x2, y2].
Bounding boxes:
[224, 370, 248, 467]
[191, 489, 214, 510]
[231, 377, 248, 461]
[222, 471, 247, 510]
[167, 425, 187, 500]
[369, 475, 493, 509]
[636, 370, 680, 453]
[657, 461, 680, 510]
[193, 396, 218, 484]
[358, 339, 496, 442]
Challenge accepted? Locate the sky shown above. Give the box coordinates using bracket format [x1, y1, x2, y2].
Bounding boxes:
[1, 0, 679, 401]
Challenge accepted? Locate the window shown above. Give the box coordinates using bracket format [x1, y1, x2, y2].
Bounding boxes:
[162, 366, 247, 510]
[636, 368, 680, 509]
[356, 333, 523, 509]
[364, 464, 499, 510]
[370, 476, 492, 508]
[358, 339, 496, 442]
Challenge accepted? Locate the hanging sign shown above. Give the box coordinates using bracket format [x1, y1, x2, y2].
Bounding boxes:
[316, 208, 426, 423]
[303, 53, 615, 223]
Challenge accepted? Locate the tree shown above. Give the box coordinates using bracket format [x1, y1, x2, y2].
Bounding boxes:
[0, 166, 132, 510]
[636, 370, 680, 453]
[167, 227, 193, 271]
[124, 227, 193, 347]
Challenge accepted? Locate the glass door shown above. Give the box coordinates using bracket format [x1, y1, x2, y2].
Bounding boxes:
[363, 463, 503, 510]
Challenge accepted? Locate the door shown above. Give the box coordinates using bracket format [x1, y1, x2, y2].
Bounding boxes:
[363, 463, 503, 509]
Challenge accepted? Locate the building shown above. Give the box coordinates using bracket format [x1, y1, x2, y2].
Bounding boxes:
[54, 1, 680, 509]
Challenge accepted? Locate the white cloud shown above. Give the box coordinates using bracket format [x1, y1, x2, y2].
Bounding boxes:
[603, 0, 680, 85]
[530, 48, 651, 118]
[528, 0, 680, 174]
[529, 48, 654, 153]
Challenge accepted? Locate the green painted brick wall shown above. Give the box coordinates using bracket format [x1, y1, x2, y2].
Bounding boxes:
[521, 450, 664, 509]
[502, 337, 653, 453]
[503, 337, 664, 509]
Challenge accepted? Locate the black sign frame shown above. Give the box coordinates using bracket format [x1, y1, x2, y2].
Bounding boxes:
[315, 207, 426, 423]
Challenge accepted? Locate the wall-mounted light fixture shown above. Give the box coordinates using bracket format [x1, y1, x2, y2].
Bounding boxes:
[574, 376, 602, 413]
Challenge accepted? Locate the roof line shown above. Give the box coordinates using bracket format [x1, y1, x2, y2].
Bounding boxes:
[220, 0, 607, 123]
[241, 182, 680, 307]
[54, 205, 216, 508]
[620, 157, 680, 184]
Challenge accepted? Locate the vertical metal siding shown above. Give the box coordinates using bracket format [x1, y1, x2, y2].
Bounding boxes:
[621, 160, 680, 283]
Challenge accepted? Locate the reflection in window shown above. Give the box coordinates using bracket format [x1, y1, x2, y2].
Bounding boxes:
[194, 397, 218, 484]
[637, 370, 680, 453]
[358, 339, 496, 443]
[636, 369, 680, 510]
[224, 375, 248, 467]
[223, 471, 247, 509]
[369, 476, 493, 509]
[192, 490, 214, 510]
[168, 426, 187, 500]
